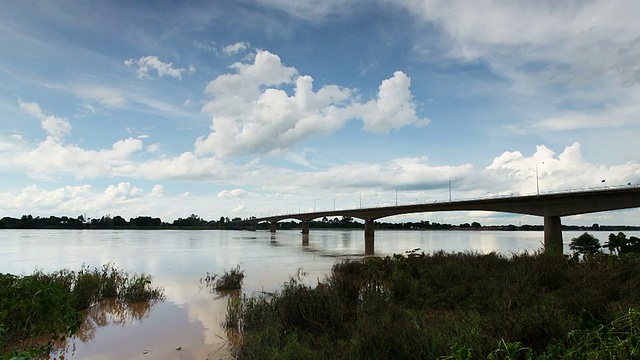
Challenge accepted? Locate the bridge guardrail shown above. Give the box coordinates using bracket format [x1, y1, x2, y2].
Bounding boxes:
[249, 184, 639, 220]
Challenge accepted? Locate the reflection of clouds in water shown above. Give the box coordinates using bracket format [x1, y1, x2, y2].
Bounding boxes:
[374, 230, 545, 256]
[9, 228, 640, 359]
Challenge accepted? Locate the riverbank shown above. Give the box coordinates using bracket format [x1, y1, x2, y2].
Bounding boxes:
[0, 265, 164, 358]
[227, 251, 640, 359]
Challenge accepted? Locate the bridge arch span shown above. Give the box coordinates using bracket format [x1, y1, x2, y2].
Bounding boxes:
[238, 187, 640, 254]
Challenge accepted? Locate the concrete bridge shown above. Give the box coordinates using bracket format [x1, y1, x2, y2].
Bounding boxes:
[238, 186, 640, 254]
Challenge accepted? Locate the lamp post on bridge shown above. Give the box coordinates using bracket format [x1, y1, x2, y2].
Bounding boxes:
[449, 177, 457, 202]
[395, 185, 403, 206]
[536, 162, 544, 196]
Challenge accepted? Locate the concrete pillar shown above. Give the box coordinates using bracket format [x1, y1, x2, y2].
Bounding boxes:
[364, 219, 375, 255]
[270, 221, 277, 233]
[250, 222, 257, 231]
[301, 221, 310, 234]
[544, 216, 563, 255]
[302, 234, 309, 246]
[364, 219, 375, 237]
[365, 235, 374, 255]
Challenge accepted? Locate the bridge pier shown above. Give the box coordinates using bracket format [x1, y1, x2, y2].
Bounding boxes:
[301, 221, 310, 234]
[364, 219, 375, 237]
[544, 216, 563, 255]
[364, 220, 375, 255]
[251, 222, 257, 231]
[270, 221, 277, 233]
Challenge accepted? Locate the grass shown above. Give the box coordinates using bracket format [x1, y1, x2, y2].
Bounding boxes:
[202, 264, 245, 291]
[0, 264, 163, 357]
[225, 251, 640, 359]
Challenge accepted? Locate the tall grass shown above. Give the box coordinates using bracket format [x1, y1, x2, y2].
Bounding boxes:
[226, 251, 640, 359]
[0, 264, 163, 356]
[201, 264, 245, 291]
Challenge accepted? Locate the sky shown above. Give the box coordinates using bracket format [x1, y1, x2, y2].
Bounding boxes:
[1, 0, 640, 226]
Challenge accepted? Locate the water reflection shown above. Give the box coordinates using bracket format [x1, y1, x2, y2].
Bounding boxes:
[50, 298, 160, 359]
[3, 229, 638, 359]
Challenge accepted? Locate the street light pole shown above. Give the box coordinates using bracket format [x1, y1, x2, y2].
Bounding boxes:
[536, 162, 544, 196]
[395, 185, 403, 206]
[449, 177, 457, 202]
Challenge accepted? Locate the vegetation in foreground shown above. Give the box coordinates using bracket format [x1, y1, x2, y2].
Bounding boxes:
[0, 264, 164, 358]
[202, 264, 246, 291]
[226, 247, 640, 359]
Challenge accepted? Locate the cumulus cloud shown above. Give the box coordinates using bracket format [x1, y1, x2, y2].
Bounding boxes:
[150, 184, 166, 197]
[104, 182, 144, 200]
[125, 56, 194, 80]
[486, 142, 640, 195]
[357, 71, 430, 133]
[11, 137, 143, 180]
[217, 188, 251, 199]
[18, 100, 71, 140]
[196, 50, 429, 157]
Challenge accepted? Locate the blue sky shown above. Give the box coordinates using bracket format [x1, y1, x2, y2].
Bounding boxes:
[1, 0, 639, 225]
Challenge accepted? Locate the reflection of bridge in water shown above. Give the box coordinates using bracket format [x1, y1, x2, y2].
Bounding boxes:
[238, 186, 640, 254]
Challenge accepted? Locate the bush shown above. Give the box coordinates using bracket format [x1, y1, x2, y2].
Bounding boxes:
[202, 265, 245, 291]
[226, 251, 640, 359]
[0, 264, 163, 356]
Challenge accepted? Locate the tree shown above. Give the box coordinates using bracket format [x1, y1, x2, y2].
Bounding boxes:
[606, 232, 627, 255]
[606, 232, 640, 255]
[570, 232, 601, 256]
[112, 216, 127, 227]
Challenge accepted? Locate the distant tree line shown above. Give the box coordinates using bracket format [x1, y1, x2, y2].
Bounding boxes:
[0, 214, 243, 230]
[1, 214, 639, 232]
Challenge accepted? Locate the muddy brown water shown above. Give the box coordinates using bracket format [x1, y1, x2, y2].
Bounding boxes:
[3, 229, 630, 359]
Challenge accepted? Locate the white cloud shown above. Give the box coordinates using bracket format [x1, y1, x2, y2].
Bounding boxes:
[9, 137, 143, 180]
[18, 100, 71, 140]
[357, 71, 430, 133]
[125, 56, 193, 80]
[396, 0, 640, 131]
[217, 188, 251, 199]
[531, 103, 640, 131]
[196, 50, 428, 157]
[222, 42, 250, 56]
[486, 142, 640, 195]
[104, 182, 144, 200]
[147, 143, 160, 152]
[0, 133, 26, 153]
[150, 185, 166, 197]
[132, 152, 230, 181]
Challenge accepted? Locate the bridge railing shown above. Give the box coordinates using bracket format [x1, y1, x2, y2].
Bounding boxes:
[252, 184, 639, 219]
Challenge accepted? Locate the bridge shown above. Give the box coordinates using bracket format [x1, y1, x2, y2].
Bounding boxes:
[238, 186, 640, 254]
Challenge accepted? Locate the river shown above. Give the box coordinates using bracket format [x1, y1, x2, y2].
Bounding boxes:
[2, 229, 637, 359]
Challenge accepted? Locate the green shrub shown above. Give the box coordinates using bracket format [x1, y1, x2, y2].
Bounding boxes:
[0, 264, 163, 356]
[202, 265, 245, 291]
[227, 251, 640, 359]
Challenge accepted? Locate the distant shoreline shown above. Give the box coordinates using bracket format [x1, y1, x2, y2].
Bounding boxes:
[2, 225, 639, 231]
